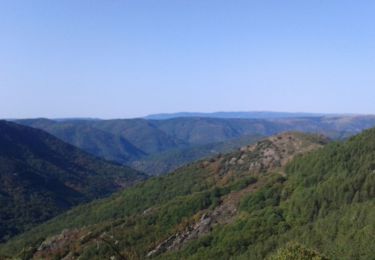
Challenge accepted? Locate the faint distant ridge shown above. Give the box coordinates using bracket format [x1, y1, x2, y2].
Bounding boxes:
[53, 117, 102, 122]
[145, 111, 342, 120]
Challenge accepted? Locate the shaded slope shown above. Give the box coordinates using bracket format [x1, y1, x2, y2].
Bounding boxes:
[0, 121, 146, 242]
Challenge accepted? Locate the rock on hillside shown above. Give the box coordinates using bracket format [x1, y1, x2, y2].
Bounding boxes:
[0, 132, 329, 259]
[233, 132, 328, 173]
[146, 132, 328, 256]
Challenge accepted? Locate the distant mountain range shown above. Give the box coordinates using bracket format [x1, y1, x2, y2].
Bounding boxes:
[16, 115, 375, 175]
[0, 120, 146, 242]
[144, 111, 342, 120]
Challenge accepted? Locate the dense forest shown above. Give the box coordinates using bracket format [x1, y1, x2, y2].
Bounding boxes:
[0, 132, 320, 258]
[0, 127, 374, 259]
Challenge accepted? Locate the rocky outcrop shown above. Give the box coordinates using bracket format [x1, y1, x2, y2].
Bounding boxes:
[34, 229, 84, 259]
[147, 133, 328, 257]
[147, 214, 212, 257]
[221, 132, 328, 174]
[147, 179, 265, 257]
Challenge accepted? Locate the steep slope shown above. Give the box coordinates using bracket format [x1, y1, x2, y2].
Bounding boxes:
[165, 129, 375, 259]
[0, 121, 146, 242]
[0, 132, 328, 259]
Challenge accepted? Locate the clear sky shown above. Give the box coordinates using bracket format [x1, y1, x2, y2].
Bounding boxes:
[1, 1, 374, 119]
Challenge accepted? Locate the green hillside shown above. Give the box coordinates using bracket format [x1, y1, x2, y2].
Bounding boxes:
[0, 121, 146, 242]
[0, 131, 333, 259]
[165, 129, 375, 259]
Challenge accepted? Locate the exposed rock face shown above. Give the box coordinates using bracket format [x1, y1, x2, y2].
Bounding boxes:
[147, 214, 212, 257]
[221, 132, 328, 175]
[146, 179, 266, 257]
[34, 229, 84, 259]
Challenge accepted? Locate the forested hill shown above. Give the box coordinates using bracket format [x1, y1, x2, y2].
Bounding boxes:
[0, 120, 146, 242]
[0, 132, 329, 259]
[2, 128, 374, 259]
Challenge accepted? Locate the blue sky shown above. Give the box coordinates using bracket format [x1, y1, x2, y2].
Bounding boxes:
[0, 1, 374, 118]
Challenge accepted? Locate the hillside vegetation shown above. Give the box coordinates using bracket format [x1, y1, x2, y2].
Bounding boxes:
[0, 121, 146, 242]
[0, 132, 335, 259]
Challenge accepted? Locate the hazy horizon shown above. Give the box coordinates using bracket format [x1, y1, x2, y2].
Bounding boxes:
[1, 1, 375, 118]
[3, 110, 370, 121]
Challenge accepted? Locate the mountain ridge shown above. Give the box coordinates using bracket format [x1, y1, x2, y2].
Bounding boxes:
[16, 115, 375, 175]
[144, 111, 347, 120]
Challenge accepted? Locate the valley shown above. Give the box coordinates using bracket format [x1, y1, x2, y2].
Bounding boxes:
[2, 1, 374, 259]
[0, 119, 375, 259]
[16, 115, 375, 176]
[1, 127, 374, 259]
